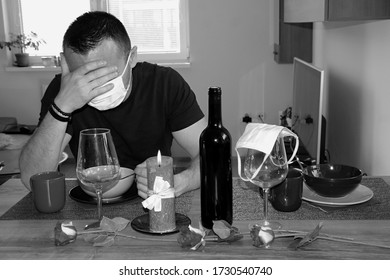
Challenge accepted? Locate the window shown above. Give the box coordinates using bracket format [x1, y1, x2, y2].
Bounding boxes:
[3, 0, 190, 66]
[103, 0, 190, 64]
[19, 0, 90, 57]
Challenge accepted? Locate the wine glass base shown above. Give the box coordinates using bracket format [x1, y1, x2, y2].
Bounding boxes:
[84, 221, 101, 230]
[249, 220, 282, 230]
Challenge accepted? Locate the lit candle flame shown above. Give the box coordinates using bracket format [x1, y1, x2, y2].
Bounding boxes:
[157, 150, 162, 166]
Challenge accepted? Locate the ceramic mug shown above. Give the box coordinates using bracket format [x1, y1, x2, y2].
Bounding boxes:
[30, 171, 66, 213]
[269, 168, 303, 212]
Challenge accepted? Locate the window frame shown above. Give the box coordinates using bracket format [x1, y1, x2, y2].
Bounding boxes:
[2, 0, 191, 68]
[98, 0, 190, 65]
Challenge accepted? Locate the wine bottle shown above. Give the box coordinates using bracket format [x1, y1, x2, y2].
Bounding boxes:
[199, 87, 233, 229]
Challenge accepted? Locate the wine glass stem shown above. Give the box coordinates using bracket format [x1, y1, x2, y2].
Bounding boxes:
[96, 188, 103, 221]
[263, 188, 270, 226]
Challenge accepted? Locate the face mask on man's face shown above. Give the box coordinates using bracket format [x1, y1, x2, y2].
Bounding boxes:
[88, 53, 131, 111]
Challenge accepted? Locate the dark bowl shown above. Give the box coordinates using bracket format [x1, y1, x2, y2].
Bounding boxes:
[302, 164, 363, 197]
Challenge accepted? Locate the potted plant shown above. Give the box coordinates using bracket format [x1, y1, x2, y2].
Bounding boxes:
[0, 31, 46, 67]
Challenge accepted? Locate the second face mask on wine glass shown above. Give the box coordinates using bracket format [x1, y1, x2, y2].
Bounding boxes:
[235, 123, 299, 184]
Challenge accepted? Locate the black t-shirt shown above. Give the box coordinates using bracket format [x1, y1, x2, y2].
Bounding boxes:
[40, 62, 204, 170]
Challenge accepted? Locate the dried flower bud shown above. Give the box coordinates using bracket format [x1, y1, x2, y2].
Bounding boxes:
[177, 225, 205, 250]
[250, 225, 275, 248]
[54, 221, 77, 246]
[213, 220, 243, 243]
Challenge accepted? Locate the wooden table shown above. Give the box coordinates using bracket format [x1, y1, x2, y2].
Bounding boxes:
[1, 173, 390, 260]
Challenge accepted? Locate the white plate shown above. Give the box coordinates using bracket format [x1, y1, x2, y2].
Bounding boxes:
[0, 149, 21, 175]
[302, 182, 373, 207]
[0, 151, 68, 175]
[59, 152, 68, 164]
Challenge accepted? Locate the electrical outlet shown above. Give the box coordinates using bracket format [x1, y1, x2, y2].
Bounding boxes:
[258, 113, 265, 123]
[305, 115, 313, 124]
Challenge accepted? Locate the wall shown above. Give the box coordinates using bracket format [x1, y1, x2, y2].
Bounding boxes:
[3, 2, 389, 175]
[313, 19, 390, 176]
[0, 69, 57, 124]
[178, 0, 294, 154]
[0, 0, 294, 156]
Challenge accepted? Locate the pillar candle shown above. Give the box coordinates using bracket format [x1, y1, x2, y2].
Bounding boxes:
[145, 151, 176, 232]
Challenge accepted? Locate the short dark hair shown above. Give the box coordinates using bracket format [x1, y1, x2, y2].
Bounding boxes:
[63, 11, 131, 56]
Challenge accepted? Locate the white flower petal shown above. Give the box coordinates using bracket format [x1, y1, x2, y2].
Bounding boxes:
[61, 221, 77, 237]
[189, 225, 205, 237]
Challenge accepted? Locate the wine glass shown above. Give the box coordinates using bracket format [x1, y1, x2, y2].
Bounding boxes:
[243, 136, 288, 230]
[76, 128, 120, 229]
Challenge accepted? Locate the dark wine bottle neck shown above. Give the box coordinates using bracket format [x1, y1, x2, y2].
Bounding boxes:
[208, 89, 222, 127]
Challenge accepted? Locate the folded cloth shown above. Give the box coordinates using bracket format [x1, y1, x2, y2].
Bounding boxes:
[0, 117, 17, 133]
[0, 133, 12, 150]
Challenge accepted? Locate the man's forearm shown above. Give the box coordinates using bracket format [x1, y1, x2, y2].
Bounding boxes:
[19, 114, 68, 190]
[174, 155, 200, 197]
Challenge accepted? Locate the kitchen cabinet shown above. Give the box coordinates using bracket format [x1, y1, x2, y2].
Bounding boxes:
[274, 0, 313, 63]
[284, 0, 390, 22]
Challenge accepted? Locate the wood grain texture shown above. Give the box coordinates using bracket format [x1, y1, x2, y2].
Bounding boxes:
[1, 180, 390, 259]
[284, 0, 390, 22]
[275, 0, 313, 63]
[328, 0, 390, 21]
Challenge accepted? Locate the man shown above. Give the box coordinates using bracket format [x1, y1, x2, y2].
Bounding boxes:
[20, 11, 206, 198]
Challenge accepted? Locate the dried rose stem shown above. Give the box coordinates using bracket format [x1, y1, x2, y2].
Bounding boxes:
[79, 225, 389, 249]
[275, 229, 354, 241]
[78, 230, 104, 235]
[316, 236, 390, 250]
[116, 232, 178, 242]
[276, 233, 390, 249]
[78, 230, 178, 242]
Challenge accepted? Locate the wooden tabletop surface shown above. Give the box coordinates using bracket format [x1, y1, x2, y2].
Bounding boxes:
[1, 155, 390, 260]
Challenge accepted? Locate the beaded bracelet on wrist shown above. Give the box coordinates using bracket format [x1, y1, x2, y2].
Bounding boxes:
[48, 105, 71, 122]
[52, 102, 72, 117]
